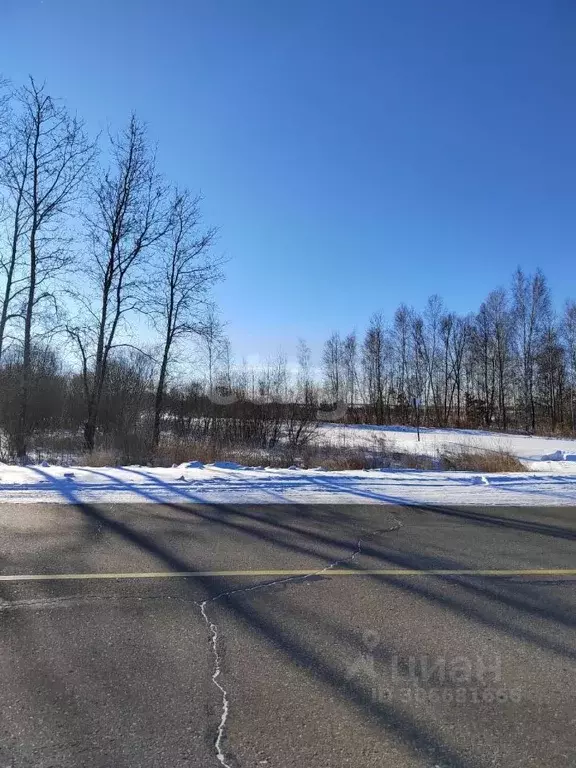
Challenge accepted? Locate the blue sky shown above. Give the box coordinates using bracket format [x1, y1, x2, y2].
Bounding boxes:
[3, 0, 576, 362]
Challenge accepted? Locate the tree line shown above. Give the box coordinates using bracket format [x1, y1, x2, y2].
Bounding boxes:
[318, 269, 576, 434]
[158, 265, 575, 443]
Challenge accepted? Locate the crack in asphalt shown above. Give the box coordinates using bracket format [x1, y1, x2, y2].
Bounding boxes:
[197, 511, 403, 768]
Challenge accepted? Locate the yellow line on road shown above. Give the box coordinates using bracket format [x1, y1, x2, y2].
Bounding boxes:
[1, 568, 575, 582]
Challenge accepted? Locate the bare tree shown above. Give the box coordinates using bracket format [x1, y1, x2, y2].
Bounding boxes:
[217, 337, 234, 393]
[422, 295, 444, 424]
[98, 349, 155, 462]
[68, 116, 167, 451]
[10, 79, 93, 457]
[198, 305, 226, 396]
[536, 315, 565, 431]
[362, 314, 387, 424]
[512, 268, 551, 431]
[483, 289, 513, 430]
[438, 312, 454, 426]
[0, 75, 11, 149]
[448, 314, 470, 427]
[322, 331, 342, 404]
[341, 331, 358, 411]
[148, 188, 219, 449]
[392, 304, 411, 419]
[296, 338, 314, 405]
[0, 89, 30, 364]
[474, 302, 497, 427]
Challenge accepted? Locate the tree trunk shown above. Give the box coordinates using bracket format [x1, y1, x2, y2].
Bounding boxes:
[84, 417, 96, 453]
[16, 227, 37, 459]
[153, 347, 170, 450]
[530, 378, 536, 432]
[0, 187, 25, 364]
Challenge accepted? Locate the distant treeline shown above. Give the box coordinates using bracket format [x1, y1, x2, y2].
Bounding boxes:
[317, 269, 576, 435]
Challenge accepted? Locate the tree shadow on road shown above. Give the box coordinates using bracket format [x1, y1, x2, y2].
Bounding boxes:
[7, 466, 575, 768]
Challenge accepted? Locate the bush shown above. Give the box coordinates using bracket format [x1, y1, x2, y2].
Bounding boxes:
[81, 449, 121, 467]
[440, 446, 526, 472]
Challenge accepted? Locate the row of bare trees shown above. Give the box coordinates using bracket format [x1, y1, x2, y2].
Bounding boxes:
[321, 269, 576, 434]
[0, 77, 221, 457]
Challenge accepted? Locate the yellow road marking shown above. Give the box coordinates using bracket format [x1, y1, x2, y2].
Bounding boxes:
[0, 568, 575, 582]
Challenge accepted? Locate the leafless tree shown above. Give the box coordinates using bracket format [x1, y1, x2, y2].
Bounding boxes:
[98, 350, 155, 462]
[217, 337, 234, 393]
[0, 75, 11, 146]
[421, 295, 445, 423]
[392, 304, 411, 419]
[9, 79, 93, 457]
[296, 338, 314, 405]
[258, 351, 288, 403]
[483, 289, 513, 430]
[537, 315, 565, 431]
[362, 314, 387, 424]
[512, 268, 551, 431]
[341, 331, 358, 411]
[474, 302, 497, 427]
[197, 305, 226, 396]
[0, 87, 30, 365]
[322, 331, 342, 404]
[148, 188, 219, 448]
[447, 314, 470, 427]
[68, 116, 167, 451]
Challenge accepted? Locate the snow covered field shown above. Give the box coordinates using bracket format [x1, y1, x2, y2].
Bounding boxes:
[0, 426, 574, 506]
[0, 461, 575, 506]
[315, 423, 576, 473]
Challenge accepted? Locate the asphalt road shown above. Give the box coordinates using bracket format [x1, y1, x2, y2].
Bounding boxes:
[0, 500, 575, 768]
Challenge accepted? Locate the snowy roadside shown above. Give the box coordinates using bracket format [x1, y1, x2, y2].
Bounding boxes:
[0, 462, 574, 506]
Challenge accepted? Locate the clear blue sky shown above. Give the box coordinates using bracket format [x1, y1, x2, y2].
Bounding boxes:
[4, 0, 576, 362]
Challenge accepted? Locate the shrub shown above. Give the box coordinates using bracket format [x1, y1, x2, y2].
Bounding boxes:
[440, 446, 526, 472]
[81, 449, 121, 467]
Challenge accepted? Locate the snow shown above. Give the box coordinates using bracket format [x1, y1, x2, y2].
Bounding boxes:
[315, 423, 576, 472]
[0, 463, 574, 506]
[0, 424, 574, 506]
[540, 450, 576, 462]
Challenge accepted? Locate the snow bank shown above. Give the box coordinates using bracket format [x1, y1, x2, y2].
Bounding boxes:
[0, 463, 574, 506]
[541, 450, 576, 462]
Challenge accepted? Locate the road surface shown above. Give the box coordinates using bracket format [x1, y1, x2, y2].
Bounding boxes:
[0, 500, 575, 767]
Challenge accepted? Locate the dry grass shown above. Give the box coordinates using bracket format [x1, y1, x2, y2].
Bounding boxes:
[439, 446, 526, 472]
[391, 452, 438, 470]
[13, 430, 528, 474]
[81, 449, 122, 467]
[153, 439, 276, 468]
[147, 439, 395, 471]
[302, 447, 372, 471]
